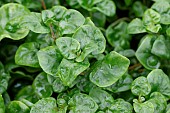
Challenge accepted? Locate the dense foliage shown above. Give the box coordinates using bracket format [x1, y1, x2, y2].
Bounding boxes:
[0, 0, 170, 113]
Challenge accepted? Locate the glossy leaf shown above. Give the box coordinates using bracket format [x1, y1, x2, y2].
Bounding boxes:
[68, 93, 98, 113]
[15, 42, 40, 68]
[56, 58, 90, 86]
[127, 18, 146, 34]
[135, 35, 160, 70]
[105, 73, 133, 93]
[106, 21, 131, 50]
[133, 101, 154, 113]
[37, 46, 63, 76]
[148, 92, 167, 113]
[151, 0, 169, 14]
[47, 75, 68, 93]
[131, 76, 151, 96]
[90, 51, 130, 87]
[151, 35, 170, 59]
[32, 72, 53, 98]
[0, 62, 10, 94]
[59, 9, 85, 35]
[0, 95, 5, 113]
[93, 0, 116, 16]
[143, 9, 161, 33]
[73, 25, 106, 62]
[6, 101, 30, 113]
[89, 87, 114, 110]
[147, 69, 170, 98]
[0, 3, 29, 41]
[132, 1, 147, 17]
[56, 37, 80, 59]
[30, 97, 57, 113]
[11, 12, 50, 33]
[106, 99, 133, 113]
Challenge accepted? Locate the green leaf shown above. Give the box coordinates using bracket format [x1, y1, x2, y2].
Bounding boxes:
[56, 58, 90, 86]
[6, 101, 30, 113]
[160, 10, 170, 25]
[135, 35, 161, 70]
[89, 87, 114, 110]
[73, 25, 106, 62]
[30, 97, 57, 113]
[90, 51, 130, 87]
[147, 69, 170, 98]
[32, 72, 53, 98]
[127, 18, 146, 34]
[131, 76, 151, 96]
[66, 0, 80, 9]
[68, 93, 98, 113]
[151, 0, 170, 14]
[106, 99, 133, 113]
[77, 0, 94, 10]
[148, 92, 167, 113]
[93, 0, 116, 16]
[59, 9, 85, 35]
[151, 35, 170, 59]
[0, 62, 10, 94]
[15, 42, 40, 68]
[105, 73, 133, 93]
[133, 101, 154, 113]
[143, 9, 161, 33]
[132, 1, 147, 17]
[106, 21, 131, 50]
[37, 46, 63, 76]
[47, 75, 68, 93]
[15, 85, 39, 104]
[0, 95, 5, 113]
[56, 37, 80, 59]
[91, 11, 106, 27]
[0, 3, 30, 41]
[15, 12, 50, 33]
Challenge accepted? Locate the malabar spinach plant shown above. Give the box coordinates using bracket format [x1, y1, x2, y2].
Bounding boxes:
[0, 0, 170, 113]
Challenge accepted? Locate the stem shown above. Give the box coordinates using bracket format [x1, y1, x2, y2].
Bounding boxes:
[109, 17, 131, 27]
[49, 24, 56, 41]
[128, 63, 141, 70]
[41, 0, 46, 10]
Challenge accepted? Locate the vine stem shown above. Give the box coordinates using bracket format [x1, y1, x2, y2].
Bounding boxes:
[41, 0, 46, 10]
[41, 0, 56, 41]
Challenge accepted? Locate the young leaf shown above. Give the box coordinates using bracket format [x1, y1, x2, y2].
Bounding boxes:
[90, 51, 130, 87]
[56, 58, 90, 86]
[133, 101, 154, 113]
[37, 46, 63, 76]
[0, 95, 5, 113]
[131, 76, 151, 96]
[30, 97, 57, 113]
[15, 42, 40, 68]
[68, 93, 98, 113]
[106, 99, 133, 113]
[73, 25, 106, 62]
[147, 69, 170, 98]
[32, 72, 53, 98]
[127, 18, 146, 34]
[6, 101, 30, 113]
[56, 37, 80, 59]
[89, 87, 114, 110]
[143, 9, 161, 33]
[0, 3, 30, 41]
